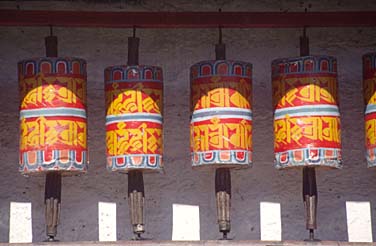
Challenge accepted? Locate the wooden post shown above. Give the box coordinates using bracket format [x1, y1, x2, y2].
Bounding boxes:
[44, 28, 62, 242]
[127, 28, 146, 240]
[214, 22, 231, 239]
[300, 26, 318, 241]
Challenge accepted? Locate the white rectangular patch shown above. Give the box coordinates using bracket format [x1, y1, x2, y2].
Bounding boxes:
[172, 204, 200, 241]
[260, 202, 282, 241]
[346, 201, 373, 242]
[9, 202, 32, 243]
[98, 202, 117, 242]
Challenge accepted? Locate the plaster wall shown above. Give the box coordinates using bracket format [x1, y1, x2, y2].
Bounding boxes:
[1, 0, 376, 242]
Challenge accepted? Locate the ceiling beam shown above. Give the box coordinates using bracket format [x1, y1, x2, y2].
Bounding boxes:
[1, 10, 376, 28]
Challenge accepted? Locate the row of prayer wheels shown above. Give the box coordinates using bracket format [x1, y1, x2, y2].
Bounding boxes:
[17, 29, 376, 241]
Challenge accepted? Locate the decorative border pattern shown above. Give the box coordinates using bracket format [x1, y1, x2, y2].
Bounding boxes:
[105, 65, 163, 83]
[366, 148, 376, 167]
[19, 150, 88, 175]
[275, 148, 342, 169]
[18, 57, 87, 76]
[192, 150, 252, 167]
[272, 55, 337, 77]
[107, 154, 163, 172]
[190, 60, 252, 80]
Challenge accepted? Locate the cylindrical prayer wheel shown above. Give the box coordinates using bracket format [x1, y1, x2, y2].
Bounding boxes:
[190, 60, 253, 168]
[105, 65, 163, 172]
[363, 52, 376, 167]
[18, 57, 88, 175]
[272, 56, 341, 169]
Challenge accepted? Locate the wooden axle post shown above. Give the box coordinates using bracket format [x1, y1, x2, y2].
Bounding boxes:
[44, 29, 62, 242]
[127, 29, 146, 240]
[214, 22, 232, 239]
[300, 26, 319, 241]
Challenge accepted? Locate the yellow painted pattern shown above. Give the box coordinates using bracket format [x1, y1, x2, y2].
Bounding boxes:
[274, 116, 340, 150]
[106, 122, 162, 156]
[106, 83, 162, 115]
[20, 117, 87, 150]
[191, 118, 252, 152]
[191, 78, 251, 110]
[20, 74, 86, 108]
[273, 76, 337, 107]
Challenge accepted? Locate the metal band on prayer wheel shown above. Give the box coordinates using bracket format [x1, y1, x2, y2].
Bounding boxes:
[363, 52, 376, 167]
[18, 57, 88, 175]
[190, 60, 253, 168]
[105, 65, 163, 172]
[272, 56, 341, 169]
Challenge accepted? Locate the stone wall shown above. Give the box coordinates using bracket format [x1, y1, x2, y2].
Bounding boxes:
[1, 0, 376, 242]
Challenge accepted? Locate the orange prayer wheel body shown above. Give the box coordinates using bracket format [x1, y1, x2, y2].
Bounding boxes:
[18, 57, 88, 175]
[190, 60, 253, 168]
[272, 56, 342, 169]
[105, 65, 163, 172]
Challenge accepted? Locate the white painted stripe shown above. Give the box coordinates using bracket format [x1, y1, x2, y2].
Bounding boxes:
[274, 111, 340, 120]
[346, 201, 373, 242]
[106, 112, 162, 119]
[193, 107, 252, 114]
[260, 202, 282, 241]
[105, 118, 162, 125]
[9, 202, 32, 243]
[20, 107, 86, 119]
[172, 204, 200, 241]
[275, 104, 338, 113]
[191, 114, 252, 123]
[98, 202, 117, 242]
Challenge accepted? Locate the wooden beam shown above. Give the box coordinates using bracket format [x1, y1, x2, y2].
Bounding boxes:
[0, 10, 376, 28]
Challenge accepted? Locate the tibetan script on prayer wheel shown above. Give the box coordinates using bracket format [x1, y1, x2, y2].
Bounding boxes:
[105, 65, 163, 172]
[18, 57, 88, 175]
[190, 60, 253, 168]
[363, 52, 376, 167]
[272, 56, 342, 169]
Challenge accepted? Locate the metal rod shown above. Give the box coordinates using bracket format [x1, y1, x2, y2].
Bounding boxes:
[128, 170, 145, 239]
[44, 30, 61, 242]
[215, 168, 231, 239]
[2, 10, 376, 28]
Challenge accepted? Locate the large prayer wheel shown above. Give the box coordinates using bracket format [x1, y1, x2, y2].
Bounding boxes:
[190, 60, 253, 168]
[105, 65, 163, 172]
[363, 52, 376, 167]
[18, 57, 88, 175]
[272, 56, 341, 169]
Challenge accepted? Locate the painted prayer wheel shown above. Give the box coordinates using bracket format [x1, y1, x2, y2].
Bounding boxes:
[363, 52, 376, 167]
[18, 57, 88, 175]
[272, 56, 341, 169]
[190, 60, 253, 168]
[105, 65, 163, 172]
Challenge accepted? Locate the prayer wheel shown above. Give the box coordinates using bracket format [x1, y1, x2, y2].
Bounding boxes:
[272, 53, 341, 240]
[190, 56, 252, 238]
[105, 65, 163, 172]
[104, 31, 163, 239]
[19, 57, 88, 174]
[272, 55, 341, 169]
[190, 60, 253, 168]
[363, 52, 376, 167]
[18, 32, 88, 241]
